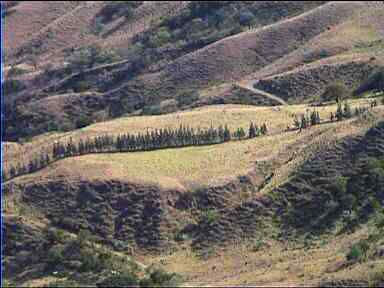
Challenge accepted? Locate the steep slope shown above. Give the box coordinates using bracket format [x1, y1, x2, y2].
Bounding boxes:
[255, 57, 382, 103]
[130, 2, 367, 99]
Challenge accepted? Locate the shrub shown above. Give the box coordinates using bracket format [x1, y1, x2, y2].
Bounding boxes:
[140, 266, 183, 287]
[321, 82, 350, 103]
[201, 209, 219, 224]
[68, 45, 120, 71]
[47, 121, 59, 132]
[239, 10, 254, 26]
[75, 115, 92, 129]
[318, 49, 329, 59]
[45, 245, 65, 270]
[98, 1, 142, 23]
[97, 272, 139, 287]
[334, 176, 348, 197]
[45, 280, 80, 287]
[346, 241, 369, 262]
[79, 249, 104, 272]
[354, 67, 384, 96]
[176, 90, 199, 107]
[149, 27, 172, 47]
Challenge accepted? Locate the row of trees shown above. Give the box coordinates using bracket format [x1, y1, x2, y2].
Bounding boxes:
[5, 122, 268, 181]
[293, 100, 377, 131]
[293, 110, 321, 130]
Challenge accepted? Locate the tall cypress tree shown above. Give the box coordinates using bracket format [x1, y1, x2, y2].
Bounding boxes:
[260, 123, 268, 135]
[336, 102, 343, 121]
[224, 125, 231, 142]
[343, 101, 352, 119]
[249, 122, 257, 138]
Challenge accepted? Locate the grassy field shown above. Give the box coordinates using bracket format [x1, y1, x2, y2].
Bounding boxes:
[4, 98, 376, 165]
[12, 109, 382, 191]
[13, 129, 303, 190]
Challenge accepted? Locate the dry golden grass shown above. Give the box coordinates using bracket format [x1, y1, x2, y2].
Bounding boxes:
[6, 100, 383, 190]
[142, 226, 383, 287]
[14, 129, 303, 190]
[5, 99, 374, 162]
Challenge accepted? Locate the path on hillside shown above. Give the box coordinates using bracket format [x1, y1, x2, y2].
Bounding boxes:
[237, 80, 287, 106]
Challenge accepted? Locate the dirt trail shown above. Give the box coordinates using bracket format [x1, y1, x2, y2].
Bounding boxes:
[237, 80, 287, 106]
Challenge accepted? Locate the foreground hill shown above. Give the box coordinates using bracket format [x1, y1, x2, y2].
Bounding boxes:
[3, 100, 384, 286]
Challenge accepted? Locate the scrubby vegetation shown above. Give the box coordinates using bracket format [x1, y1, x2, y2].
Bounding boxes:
[96, 1, 143, 24]
[354, 67, 384, 96]
[321, 82, 350, 103]
[67, 45, 120, 72]
[4, 223, 182, 287]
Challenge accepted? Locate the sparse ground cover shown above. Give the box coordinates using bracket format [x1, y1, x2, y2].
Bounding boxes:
[142, 224, 384, 287]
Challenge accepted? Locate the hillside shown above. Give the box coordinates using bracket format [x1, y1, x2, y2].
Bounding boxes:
[4, 99, 384, 286]
[5, 1, 384, 140]
[2, 1, 384, 287]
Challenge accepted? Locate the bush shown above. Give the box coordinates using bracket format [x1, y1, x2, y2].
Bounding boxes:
[239, 10, 254, 26]
[201, 209, 219, 224]
[45, 280, 80, 287]
[68, 45, 120, 72]
[149, 27, 172, 47]
[98, 1, 142, 23]
[97, 272, 139, 287]
[334, 176, 348, 197]
[346, 241, 370, 262]
[140, 266, 183, 287]
[354, 67, 384, 96]
[45, 245, 65, 270]
[321, 82, 350, 103]
[75, 115, 92, 129]
[176, 90, 199, 107]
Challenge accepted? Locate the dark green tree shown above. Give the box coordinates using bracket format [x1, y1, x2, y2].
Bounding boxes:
[248, 122, 257, 138]
[260, 123, 268, 135]
[343, 101, 352, 119]
[223, 125, 231, 142]
[336, 102, 344, 121]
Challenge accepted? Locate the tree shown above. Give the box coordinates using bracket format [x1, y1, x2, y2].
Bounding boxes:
[310, 110, 321, 126]
[248, 122, 257, 138]
[336, 102, 344, 121]
[343, 101, 352, 119]
[293, 115, 300, 129]
[321, 82, 350, 103]
[300, 115, 309, 129]
[223, 125, 231, 142]
[260, 123, 268, 135]
[234, 127, 246, 140]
